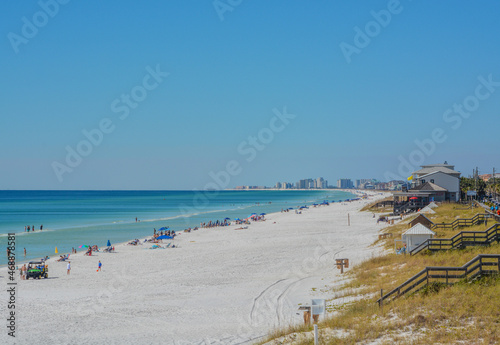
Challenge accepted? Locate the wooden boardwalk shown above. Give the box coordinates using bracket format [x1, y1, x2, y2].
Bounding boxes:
[378, 254, 500, 305]
[431, 213, 491, 230]
[410, 223, 500, 255]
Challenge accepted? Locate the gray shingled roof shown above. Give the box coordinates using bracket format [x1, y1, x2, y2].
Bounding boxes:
[421, 163, 455, 169]
[410, 182, 447, 192]
[414, 167, 461, 176]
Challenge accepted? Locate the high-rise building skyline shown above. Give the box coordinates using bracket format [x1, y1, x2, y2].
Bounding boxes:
[337, 179, 354, 189]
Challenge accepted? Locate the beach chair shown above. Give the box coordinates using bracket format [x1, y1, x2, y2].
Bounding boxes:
[165, 243, 171, 248]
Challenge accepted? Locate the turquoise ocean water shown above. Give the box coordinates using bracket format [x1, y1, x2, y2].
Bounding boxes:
[0, 190, 355, 265]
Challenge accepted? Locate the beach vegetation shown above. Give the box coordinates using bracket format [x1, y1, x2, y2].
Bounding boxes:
[260, 203, 500, 344]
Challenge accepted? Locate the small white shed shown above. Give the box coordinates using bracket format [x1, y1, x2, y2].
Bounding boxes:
[402, 224, 436, 252]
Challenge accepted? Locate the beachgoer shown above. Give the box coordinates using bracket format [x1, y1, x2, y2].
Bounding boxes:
[67, 262, 71, 275]
[24, 248, 26, 257]
[97, 261, 102, 272]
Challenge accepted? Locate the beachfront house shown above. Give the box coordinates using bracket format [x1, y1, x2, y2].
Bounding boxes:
[392, 162, 461, 214]
[402, 224, 436, 252]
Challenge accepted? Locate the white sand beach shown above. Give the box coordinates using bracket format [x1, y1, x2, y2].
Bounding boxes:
[1, 192, 388, 345]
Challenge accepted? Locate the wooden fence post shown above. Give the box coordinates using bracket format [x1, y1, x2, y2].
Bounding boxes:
[380, 289, 383, 310]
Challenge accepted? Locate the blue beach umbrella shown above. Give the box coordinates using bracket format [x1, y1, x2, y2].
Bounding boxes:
[159, 227, 169, 231]
[235, 218, 241, 221]
[225, 217, 231, 220]
[156, 235, 173, 240]
[260, 213, 266, 216]
[107, 240, 111, 247]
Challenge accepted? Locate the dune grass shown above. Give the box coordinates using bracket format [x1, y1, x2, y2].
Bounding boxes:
[260, 203, 500, 345]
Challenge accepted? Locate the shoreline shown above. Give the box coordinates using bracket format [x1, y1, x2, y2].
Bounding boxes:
[3, 189, 359, 267]
[1, 191, 389, 344]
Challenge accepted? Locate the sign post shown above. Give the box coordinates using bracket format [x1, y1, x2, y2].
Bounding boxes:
[336, 258, 349, 274]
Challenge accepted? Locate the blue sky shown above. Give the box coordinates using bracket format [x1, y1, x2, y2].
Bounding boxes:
[1, 0, 499, 189]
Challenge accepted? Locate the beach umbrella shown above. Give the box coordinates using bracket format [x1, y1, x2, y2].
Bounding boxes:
[159, 227, 169, 231]
[260, 213, 266, 216]
[55, 247, 58, 254]
[107, 240, 111, 247]
[235, 218, 241, 221]
[410, 197, 418, 200]
[79, 245, 89, 249]
[156, 235, 173, 240]
[224, 217, 231, 220]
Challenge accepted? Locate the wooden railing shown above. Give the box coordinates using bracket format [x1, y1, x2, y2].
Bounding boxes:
[431, 213, 492, 230]
[477, 201, 500, 222]
[373, 200, 394, 208]
[410, 223, 500, 255]
[377, 254, 500, 305]
[394, 202, 411, 215]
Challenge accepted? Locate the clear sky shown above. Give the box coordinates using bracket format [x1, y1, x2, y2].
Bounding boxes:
[1, 0, 499, 190]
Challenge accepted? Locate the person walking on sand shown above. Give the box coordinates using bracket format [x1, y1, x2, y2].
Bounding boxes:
[97, 261, 102, 272]
[67, 261, 71, 275]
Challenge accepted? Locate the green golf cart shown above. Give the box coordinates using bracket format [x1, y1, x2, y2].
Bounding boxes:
[26, 261, 48, 279]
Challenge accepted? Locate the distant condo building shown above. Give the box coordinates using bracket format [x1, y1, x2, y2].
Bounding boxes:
[275, 182, 294, 189]
[355, 179, 373, 189]
[337, 179, 354, 189]
[275, 177, 328, 189]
